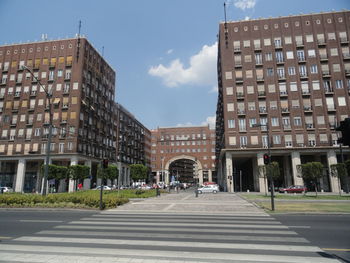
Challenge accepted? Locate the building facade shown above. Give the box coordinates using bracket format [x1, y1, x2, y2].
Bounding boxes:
[116, 103, 151, 186]
[0, 37, 117, 192]
[151, 126, 216, 185]
[216, 11, 350, 193]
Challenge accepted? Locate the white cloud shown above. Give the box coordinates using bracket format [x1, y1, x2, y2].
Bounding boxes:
[201, 116, 216, 129]
[167, 49, 173, 54]
[148, 42, 217, 88]
[234, 0, 256, 10]
[245, 16, 250, 20]
[176, 122, 194, 127]
[209, 86, 218, 93]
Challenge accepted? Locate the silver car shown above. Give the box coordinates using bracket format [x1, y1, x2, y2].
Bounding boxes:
[197, 185, 219, 194]
[0, 187, 13, 193]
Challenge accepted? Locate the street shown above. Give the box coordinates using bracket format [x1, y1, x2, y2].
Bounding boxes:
[273, 214, 350, 262]
[0, 192, 346, 262]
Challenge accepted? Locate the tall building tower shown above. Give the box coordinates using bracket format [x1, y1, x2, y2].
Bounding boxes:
[0, 37, 117, 192]
[216, 11, 350, 193]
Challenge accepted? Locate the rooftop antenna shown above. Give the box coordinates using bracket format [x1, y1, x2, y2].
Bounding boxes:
[224, 2, 228, 48]
[76, 20, 81, 61]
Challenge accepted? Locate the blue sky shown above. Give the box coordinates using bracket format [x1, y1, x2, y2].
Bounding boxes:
[0, 0, 349, 129]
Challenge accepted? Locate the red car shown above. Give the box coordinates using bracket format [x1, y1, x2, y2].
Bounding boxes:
[279, 185, 307, 193]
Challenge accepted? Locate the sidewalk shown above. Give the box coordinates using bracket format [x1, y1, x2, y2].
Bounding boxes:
[110, 191, 267, 215]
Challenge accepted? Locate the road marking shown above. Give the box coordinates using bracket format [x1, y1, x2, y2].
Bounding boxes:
[19, 220, 63, 223]
[69, 220, 289, 229]
[93, 214, 275, 220]
[162, 203, 176, 211]
[14, 236, 322, 252]
[37, 230, 309, 243]
[55, 224, 298, 235]
[322, 248, 350, 252]
[0, 236, 11, 239]
[288, 226, 311, 229]
[0, 244, 339, 262]
[81, 217, 282, 225]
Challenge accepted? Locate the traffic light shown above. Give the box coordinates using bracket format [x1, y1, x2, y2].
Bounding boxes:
[336, 118, 350, 146]
[102, 159, 109, 169]
[263, 153, 270, 165]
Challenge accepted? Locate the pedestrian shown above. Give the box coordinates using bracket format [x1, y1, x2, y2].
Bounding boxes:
[78, 183, 83, 190]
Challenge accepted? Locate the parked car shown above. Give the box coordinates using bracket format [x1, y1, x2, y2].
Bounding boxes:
[279, 185, 307, 193]
[92, 186, 112, 191]
[0, 187, 13, 193]
[197, 185, 219, 194]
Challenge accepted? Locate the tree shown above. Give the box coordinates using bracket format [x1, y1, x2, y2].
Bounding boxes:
[69, 165, 90, 190]
[331, 163, 349, 195]
[40, 164, 69, 193]
[297, 162, 324, 197]
[130, 164, 148, 182]
[97, 164, 119, 186]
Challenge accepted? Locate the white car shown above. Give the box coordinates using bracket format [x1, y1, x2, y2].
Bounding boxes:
[0, 187, 13, 193]
[92, 186, 112, 191]
[197, 185, 219, 194]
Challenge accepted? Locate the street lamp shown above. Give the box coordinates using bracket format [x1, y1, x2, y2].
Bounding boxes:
[22, 65, 53, 196]
[253, 122, 275, 211]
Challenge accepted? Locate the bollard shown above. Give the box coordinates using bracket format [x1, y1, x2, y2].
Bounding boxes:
[195, 189, 198, 198]
[156, 187, 160, 197]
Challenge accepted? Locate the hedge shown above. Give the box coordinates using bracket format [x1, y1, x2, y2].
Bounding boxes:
[0, 189, 156, 209]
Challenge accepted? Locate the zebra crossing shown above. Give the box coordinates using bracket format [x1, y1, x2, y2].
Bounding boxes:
[0, 193, 341, 262]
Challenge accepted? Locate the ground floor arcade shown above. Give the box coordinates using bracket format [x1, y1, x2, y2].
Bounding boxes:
[0, 155, 133, 193]
[216, 147, 350, 193]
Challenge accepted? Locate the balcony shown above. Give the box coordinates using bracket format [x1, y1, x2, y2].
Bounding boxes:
[258, 91, 266, 97]
[49, 63, 56, 68]
[237, 109, 246, 116]
[345, 69, 350, 76]
[306, 123, 315, 130]
[283, 125, 291, 131]
[322, 71, 331, 78]
[233, 47, 241, 53]
[343, 53, 350, 60]
[297, 56, 306, 63]
[303, 106, 313, 112]
[281, 107, 289, 114]
[296, 42, 304, 48]
[254, 45, 261, 51]
[280, 91, 288, 97]
[324, 88, 334, 95]
[66, 61, 72, 67]
[256, 76, 264, 82]
[276, 60, 285, 65]
[340, 37, 349, 44]
[234, 63, 242, 68]
[278, 75, 286, 81]
[300, 73, 308, 79]
[320, 54, 328, 61]
[274, 44, 283, 50]
[302, 90, 310, 96]
[235, 78, 243, 84]
[236, 92, 244, 99]
[259, 107, 267, 114]
[317, 40, 326, 46]
[327, 106, 336, 112]
[255, 61, 263, 67]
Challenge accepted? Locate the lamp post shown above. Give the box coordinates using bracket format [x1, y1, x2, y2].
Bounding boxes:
[22, 66, 52, 196]
[253, 122, 275, 211]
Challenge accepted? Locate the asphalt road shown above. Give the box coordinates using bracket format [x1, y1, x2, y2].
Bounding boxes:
[0, 209, 98, 239]
[273, 214, 350, 262]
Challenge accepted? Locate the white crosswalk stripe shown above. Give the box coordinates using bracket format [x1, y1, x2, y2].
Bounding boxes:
[0, 193, 341, 262]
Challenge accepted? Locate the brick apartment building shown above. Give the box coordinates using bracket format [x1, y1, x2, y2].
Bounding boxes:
[0, 36, 118, 193]
[151, 126, 216, 185]
[116, 103, 151, 186]
[215, 11, 350, 193]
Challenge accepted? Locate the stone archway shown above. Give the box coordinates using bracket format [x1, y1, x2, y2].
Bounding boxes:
[164, 155, 204, 185]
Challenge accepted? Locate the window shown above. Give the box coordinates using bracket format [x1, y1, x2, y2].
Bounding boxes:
[273, 135, 281, 144]
[240, 136, 247, 147]
[295, 35, 303, 46]
[338, 97, 346, 106]
[225, 71, 232, 79]
[264, 38, 271, 46]
[227, 103, 234, 112]
[335, 80, 343, 89]
[245, 70, 253, 78]
[264, 53, 272, 62]
[238, 119, 246, 131]
[308, 49, 316, 57]
[312, 80, 320, 90]
[317, 116, 325, 125]
[310, 65, 318, 74]
[286, 51, 294, 59]
[244, 55, 252, 63]
[333, 64, 340, 72]
[306, 35, 314, 42]
[288, 67, 296, 75]
[276, 51, 284, 62]
[243, 40, 250, 47]
[330, 48, 338, 56]
[228, 119, 235, 128]
[297, 50, 305, 61]
[299, 65, 307, 76]
[326, 97, 335, 110]
[328, 33, 336, 40]
[271, 117, 279, 126]
[255, 53, 262, 64]
[268, 84, 276, 93]
[277, 68, 285, 78]
[226, 87, 233, 95]
[291, 99, 300, 108]
[284, 36, 292, 44]
[228, 136, 236, 145]
[249, 118, 257, 127]
[274, 38, 282, 47]
[267, 68, 274, 76]
[248, 101, 255, 110]
[294, 117, 302, 126]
